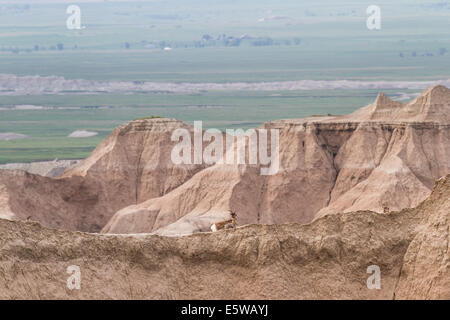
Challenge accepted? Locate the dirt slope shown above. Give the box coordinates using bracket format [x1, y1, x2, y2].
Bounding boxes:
[0, 174, 448, 300]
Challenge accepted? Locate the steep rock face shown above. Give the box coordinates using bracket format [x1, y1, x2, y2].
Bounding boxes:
[316, 122, 450, 217]
[105, 86, 450, 235]
[394, 175, 450, 299]
[0, 118, 206, 232]
[102, 164, 247, 235]
[1, 86, 449, 236]
[404, 85, 450, 122]
[61, 118, 205, 204]
[0, 175, 448, 299]
[103, 122, 338, 235]
[0, 171, 100, 231]
[344, 85, 450, 122]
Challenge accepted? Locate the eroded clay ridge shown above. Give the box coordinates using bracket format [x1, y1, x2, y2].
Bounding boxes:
[0, 85, 449, 235]
[104, 85, 450, 236]
[0, 118, 208, 232]
[0, 174, 448, 299]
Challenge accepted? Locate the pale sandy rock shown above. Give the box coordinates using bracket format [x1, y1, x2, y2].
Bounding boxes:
[0, 86, 449, 237]
[394, 175, 450, 299]
[102, 164, 245, 235]
[0, 118, 206, 232]
[316, 122, 450, 217]
[105, 86, 450, 235]
[339, 85, 450, 123]
[0, 84, 449, 298]
[0, 175, 447, 299]
[103, 122, 338, 235]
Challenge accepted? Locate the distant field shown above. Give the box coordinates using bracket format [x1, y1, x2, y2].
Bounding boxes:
[1, 48, 450, 83]
[0, 1, 449, 82]
[0, 89, 420, 163]
[0, 0, 449, 163]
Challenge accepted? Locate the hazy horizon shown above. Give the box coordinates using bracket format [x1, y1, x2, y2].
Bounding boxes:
[1, 0, 450, 162]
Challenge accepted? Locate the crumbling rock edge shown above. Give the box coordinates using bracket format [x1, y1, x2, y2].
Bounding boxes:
[0, 174, 448, 299]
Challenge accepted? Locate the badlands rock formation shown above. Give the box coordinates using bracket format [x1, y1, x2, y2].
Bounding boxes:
[0, 118, 206, 232]
[104, 85, 450, 235]
[0, 174, 448, 299]
[0, 85, 448, 300]
[0, 86, 449, 235]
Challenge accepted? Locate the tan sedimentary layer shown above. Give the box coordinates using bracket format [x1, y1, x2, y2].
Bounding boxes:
[0, 174, 448, 299]
[0, 86, 449, 237]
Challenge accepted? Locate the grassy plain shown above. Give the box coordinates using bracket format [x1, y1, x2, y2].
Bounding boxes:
[0, 89, 419, 163]
[0, 0, 449, 162]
